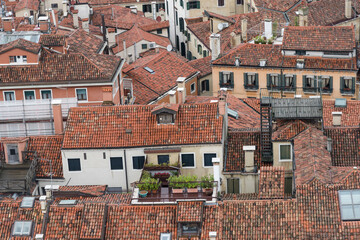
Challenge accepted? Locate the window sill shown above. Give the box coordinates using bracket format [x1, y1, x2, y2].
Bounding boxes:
[245, 89, 258, 92]
[279, 159, 292, 162]
[341, 93, 355, 96]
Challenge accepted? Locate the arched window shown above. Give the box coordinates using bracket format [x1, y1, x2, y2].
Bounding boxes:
[179, 17, 184, 32]
[197, 44, 202, 54]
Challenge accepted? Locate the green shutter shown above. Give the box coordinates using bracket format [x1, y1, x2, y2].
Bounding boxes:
[340, 77, 344, 93]
[302, 75, 306, 89]
[233, 179, 240, 194]
[197, 1, 200, 9]
[227, 178, 234, 193]
[352, 77, 355, 93]
[293, 75, 297, 89]
[219, 72, 223, 87]
[266, 74, 271, 89]
[329, 76, 333, 92]
[318, 76, 322, 89]
[186, 2, 189, 9]
[230, 72, 234, 88]
[280, 74, 283, 88]
[255, 73, 259, 88]
[243, 73, 248, 87]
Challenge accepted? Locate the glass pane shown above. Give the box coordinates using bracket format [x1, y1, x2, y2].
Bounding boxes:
[280, 145, 291, 160]
[204, 153, 216, 166]
[13, 222, 22, 234]
[341, 205, 355, 220]
[68, 159, 81, 171]
[5, 92, 14, 101]
[22, 222, 31, 235]
[354, 205, 360, 219]
[352, 191, 360, 204]
[181, 154, 194, 167]
[76, 89, 87, 101]
[158, 155, 169, 165]
[110, 157, 123, 170]
[41, 90, 51, 99]
[24, 91, 35, 100]
[339, 191, 353, 205]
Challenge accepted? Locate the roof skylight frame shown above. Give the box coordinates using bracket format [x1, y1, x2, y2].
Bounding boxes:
[20, 197, 35, 208]
[144, 66, 155, 74]
[12, 221, 33, 236]
[58, 199, 77, 206]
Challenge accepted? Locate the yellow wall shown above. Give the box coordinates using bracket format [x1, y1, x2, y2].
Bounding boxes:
[272, 141, 293, 173]
[187, 30, 209, 60]
[199, 75, 213, 96]
[212, 65, 358, 99]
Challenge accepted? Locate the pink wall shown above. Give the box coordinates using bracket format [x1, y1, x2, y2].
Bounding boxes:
[0, 49, 39, 64]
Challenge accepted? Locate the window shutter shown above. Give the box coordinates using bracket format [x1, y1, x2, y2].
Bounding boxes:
[329, 76, 333, 92]
[255, 73, 259, 88]
[186, 2, 190, 10]
[219, 72, 224, 86]
[206, 80, 210, 91]
[293, 75, 297, 89]
[318, 76, 322, 89]
[302, 75, 306, 89]
[234, 179, 240, 194]
[352, 77, 355, 93]
[230, 72, 234, 87]
[227, 179, 234, 193]
[266, 74, 271, 89]
[340, 77, 344, 93]
[197, 1, 200, 9]
[243, 73, 248, 87]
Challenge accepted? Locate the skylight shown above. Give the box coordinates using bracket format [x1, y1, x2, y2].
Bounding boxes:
[144, 67, 155, 74]
[227, 108, 239, 119]
[338, 190, 360, 221]
[12, 221, 32, 236]
[58, 199, 77, 205]
[20, 197, 35, 208]
[335, 98, 347, 108]
[160, 233, 171, 240]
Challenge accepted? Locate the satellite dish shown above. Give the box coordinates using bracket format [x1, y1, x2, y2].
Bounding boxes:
[218, 23, 224, 31]
[166, 45, 173, 52]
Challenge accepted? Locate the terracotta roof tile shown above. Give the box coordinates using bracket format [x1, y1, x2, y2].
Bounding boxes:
[67, 29, 104, 54]
[241, 98, 260, 113]
[0, 201, 20, 239]
[323, 100, 360, 127]
[200, 205, 219, 239]
[79, 203, 106, 239]
[188, 56, 212, 78]
[139, 20, 169, 32]
[63, 103, 223, 149]
[39, 34, 66, 46]
[0, 38, 41, 54]
[259, 166, 285, 199]
[59, 185, 107, 196]
[177, 201, 204, 222]
[283, 26, 356, 52]
[254, 0, 299, 12]
[14, 0, 39, 12]
[26, 135, 64, 179]
[273, 120, 309, 141]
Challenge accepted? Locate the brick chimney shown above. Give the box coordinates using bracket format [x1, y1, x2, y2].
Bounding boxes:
[38, 16, 49, 32]
[332, 112, 342, 126]
[2, 17, 13, 32]
[243, 145, 256, 172]
[82, 18, 89, 32]
[52, 100, 64, 134]
[298, 7, 309, 26]
[241, 18, 247, 42]
[102, 87, 114, 105]
[62, 0, 68, 17]
[176, 77, 186, 104]
[210, 33, 221, 61]
[345, 0, 352, 19]
[72, 9, 79, 28]
[258, 166, 285, 199]
[230, 31, 240, 48]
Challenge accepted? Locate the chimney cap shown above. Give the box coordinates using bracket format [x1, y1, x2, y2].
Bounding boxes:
[212, 157, 220, 163]
[177, 87, 184, 92]
[176, 77, 186, 83]
[243, 145, 256, 151]
[45, 185, 60, 191]
[39, 196, 47, 201]
[209, 232, 217, 237]
[168, 90, 176, 95]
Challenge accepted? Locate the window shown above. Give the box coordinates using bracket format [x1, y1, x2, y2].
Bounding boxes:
[218, 0, 224, 6]
[204, 153, 216, 167]
[24, 90, 35, 100]
[4, 91, 15, 101]
[176, 11, 178, 26]
[319, 76, 333, 93]
[110, 157, 123, 170]
[201, 80, 210, 92]
[20, 197, 35, 208]
[59, 199, 77, 205]
[9, 55, 27, 64]
[227, 178, 240, 193]
[12, 221, 32, 236]
[181, 223, 199, 235]
[340, 77, 355, 94]
[22, 55, 27, 63]
[180, 0, 184, 7]
[181, 153, 195, 167]
[237, 0, 243, 4]
[338, 190, 360, 220]
[51, 3, 58, 8]
[179, 17, 184, 32]
[302, 75, 317, 92]
[30, 10, 34, 16]
[157, 113, 174, 124]
[9, 56, 16, 63]
[142, 4, 152, 13]
[187, 1, 200, 9]
[158, 155, 169, 164]
[197, 44, 202, 54]
[284, 75, 296, 90]
[190, 83, 196, 93]
[279, 144, 292, 161]
[244, 73, 258, 90]
[133, 156, 145, 169]
[267, 74, 280, 89]
[76, 88, 87, 101]
[157, 29, 163, 34]
[160, 233, 171, 240]
[156, 3, 165, 11]
[203, 50, 207, 57]
[219, 72, 234, 88]
[41, 90, 52, 99]
[295, 50, 306, 55]
[166, 1, 169, 14]
[68, 158, 81, 171]
[285, 177, 293, 194]
[142, 44, 148, 49]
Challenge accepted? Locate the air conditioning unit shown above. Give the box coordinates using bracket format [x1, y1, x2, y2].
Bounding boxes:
[149, 42, 156, 49]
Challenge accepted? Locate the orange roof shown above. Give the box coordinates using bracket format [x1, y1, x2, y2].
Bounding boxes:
[14, 0, 39, 12]
[63, 103, 224, 149]
[0, 38, 41, 54]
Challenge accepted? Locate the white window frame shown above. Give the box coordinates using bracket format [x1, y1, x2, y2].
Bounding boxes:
[338, 190, 360, 221]
[132, 155, 146, 171]
[23, 90, 36, 100]
[3, 91, 16, 101]
[75, 88, 88, 102]
[67, 158, 82, 172]
[40, 89, 52, 99]
[12, 221, 33, 236]
[190, 82, 196, 93]
[160, 232, 171, 240]
[203, 153, 217, 168]
[279, 143, 292, 162]
[109, 157, 124, 171]
[180, 152, 196, 168]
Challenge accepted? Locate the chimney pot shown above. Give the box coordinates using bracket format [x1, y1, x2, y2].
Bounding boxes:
[169, 90, 176, 104]
[241, 18, 247, 41]
[82, 18, 89, 32]
[210, 33, 221, 61]
[72, 10, 79, 28]
[345, 0, 352, 19]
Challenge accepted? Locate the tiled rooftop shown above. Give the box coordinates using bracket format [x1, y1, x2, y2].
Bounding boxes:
[63, 103, 223, 149]
[39, 34, 66, 47]
[139, 20, 170, 32]
[188, 56, 212, 78]
[59, 185, 107, 196]
[259, 166, 285, 199]
[67, 29, 104, 54]
[14, 0, 39, 12]
[272, 120, 309, 141]
[323, 100, 360, 127]
[177, 201, 204, 222]
[0, 38, 41, 54]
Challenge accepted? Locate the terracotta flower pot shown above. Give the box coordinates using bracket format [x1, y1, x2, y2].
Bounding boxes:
[205, 188, 213, 196]
[172, 188, 184, 194]
[187, 188, 198, 193]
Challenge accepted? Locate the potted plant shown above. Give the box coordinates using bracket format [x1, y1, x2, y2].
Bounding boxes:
[154, 172, 170, 182]
[185, 175, 199, 193]
[138, 178, 160, 195]
[200, 175, 214, 196]
[169, 175, 186, 194]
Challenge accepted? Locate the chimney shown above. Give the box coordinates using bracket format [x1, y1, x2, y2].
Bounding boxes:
[210, 33, 221, 61]
[152, 1, 157, 20]
[130, 6, 138, 14]
[3, 17, 13, 32]
[52, 100, 64, 134]
[345, 0, 352, 19]
[332, 112, 342, 126]
[298, 7, 309, 26]
[38, 16, 49, 32]
[212, 158, 221, 193]
[35, 234, 44, 240]
[102, 87, 113, 104]
[45, 185, 59, 200]
[72, 10, 79, 28]
[264, 19, 272, 39]
[241, 18, 247, 42]
[168, 90, 176, 104]
[327, 138, 333, 152]
[243, 146, 256, 172]
[62, 0, 68, 17]
[209, 232, 217, 240]
[39, 196, 47, 213]
[176, 77, 186, 104]
[230, 31, 240, 48]
[107, 28, 116, 46]
[82, 18, 89, 32]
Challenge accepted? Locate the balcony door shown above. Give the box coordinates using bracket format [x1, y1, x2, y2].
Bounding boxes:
[7, 144, 19, 164]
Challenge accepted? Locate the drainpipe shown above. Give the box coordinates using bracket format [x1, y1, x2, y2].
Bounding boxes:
[123, 150, 129, 192]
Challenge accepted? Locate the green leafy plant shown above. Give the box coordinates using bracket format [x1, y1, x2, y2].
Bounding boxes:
[200, 175, 214, 189]
[138, 178, 160, 191]
[186, 175, 198, 188]
[169, 175, 199, 189]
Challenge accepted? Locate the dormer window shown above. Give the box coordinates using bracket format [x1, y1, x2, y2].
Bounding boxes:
[151, 103, 179, 125]
[158, 113, 174, 124]
[9, 55, 27, 64]
[296, 59, 304, 69]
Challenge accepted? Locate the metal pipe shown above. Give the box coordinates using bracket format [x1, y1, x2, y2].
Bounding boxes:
[123, 149, 129, 192]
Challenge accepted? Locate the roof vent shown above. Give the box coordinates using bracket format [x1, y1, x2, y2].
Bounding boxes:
[58, 199, 77, 206]
[144, 67, 155, 74]
[235, 57, 240, 66]
[227, 108, 239, 119]
[335, 98, 347, 107]
[20, 197, 35, 208]
[259, 59, 267, 67]
[296, 59, 304, 69]
[125, 129, 132, 134]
